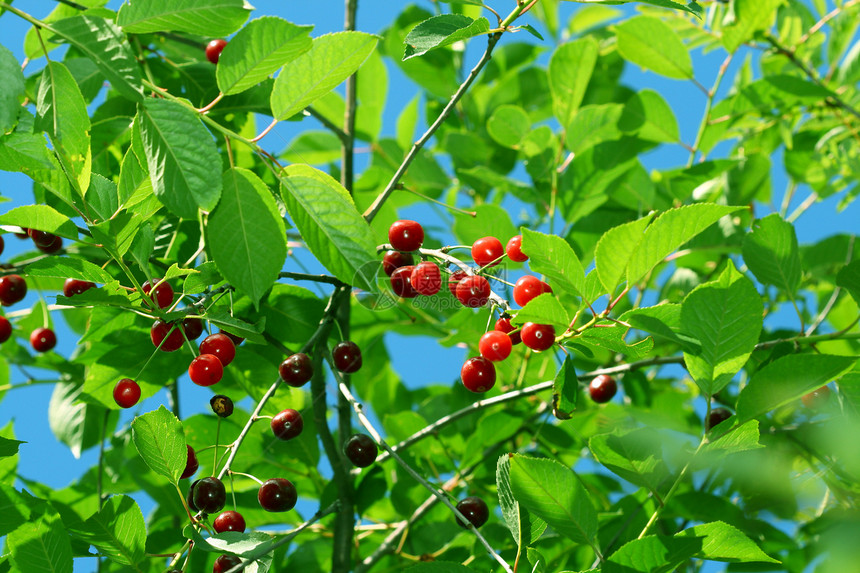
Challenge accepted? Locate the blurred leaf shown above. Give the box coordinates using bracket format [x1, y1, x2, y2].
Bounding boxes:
[619, 89, 680, 143]
[549, 36, 599, 126]
[566, 104, 623, 155]
[131, 405, 187, 484]
[615, 16, 693, 79]
[721, 0, 783, 53]
[676, 521, 780, 563]
[836, 260, 860, 305]
[590, 427, 668, 493]
[403, 14, 490, 60]
[487, 104, 531, 148]
[604, 535, 703, 573]
[0, 437, 24, 458]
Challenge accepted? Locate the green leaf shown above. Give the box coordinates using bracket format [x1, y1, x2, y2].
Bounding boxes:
[49, 383, 111, 459]
[0, 205, 78, 238]
[514, 293, 570, 332]
[210, 168, 287, 310]
[89, 211, 142, 258]
[497, 456, 547, 553]
[509, 454, 598, 548]
[721, 0, 783, 53]
[0, 484, 30, 536]
[576, 321, 655, 360]
[405, 564, 475, 572]
[0, 45, 25, 134]
[704, 419, 762, 454]
[0, 436, 24, 458]
[552, 357, 578, 419]
[117, 0, 251, 36]
[676, 521, 780, 563]
[589, 427, 668, 494]
[206, 312, 267, 345]
[742, 213, 801, 295]
[271, 32, 378, 121]
[279, 164, 378, 290]
[131, 405, 187, 484]
[26, 256, 112, 285]
[85, 174, 119, 223]
[619, 89, 680, 143]
[604, 535, 703, 573]
[69, 495, 146, 567]
[595, 214, 654, 295]
[627, 204, 741, 287]
[452, 204, 517, 247]
[837, 260, 860, 305]
[137, 99, 222, 219]
[183, 261, 223, 295]
[736, 354, 857, 422]
[0, 130, 55, 172]
[8, 505, 73, 573]
[403, 14, 490, 60]
[563, 0, 702, 16]
[565, 104, 623, 155]
[521, 228, 586, 301]
[216, 16, 314, 95]
[615, 16, 693, 79]
[548, 37, 599, 127]
[681, 261, 763, 396]
[281, 131, 342, 165]
[487, 104, 531, 148]
[51, 15, 143, 102]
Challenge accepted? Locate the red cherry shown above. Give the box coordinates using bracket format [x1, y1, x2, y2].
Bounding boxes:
[30, 327, 56, 352]
[390, 265, 418, 298]
[461, 357, 496, 393]
[36, 235, 63, 254]
[213, 554, 244, 573]
[206, 39, 228, 64]
[513, 276, 552, 307]
[333, 341, 362, 373]
[142, 279, 174, 310]
[494, 317, 521, 345]
[520, 323, 555, 352]
[200, 333, 236, 367]
[151, 320, 185, 352]
[213, 510, 246, 534]
[455, 496, 489, 528]
[411, 262, 442, 296]
[63, 279, 96, 297]
[506, 235, 528, 262]
[705, 407, 732, 431]
[382, 250, 414, 276]
[471, 236, 504, 268]
[0, 235, 4, 256]
[189, 354, 224, 386]
[478, 330, 512, 362]
[388, 220, 424, 252]
[447, 270, 468, 296]
[271, 409, 304, 440]
[279, 353, 313, 387]
[258, 478, 297, 512]
[0, 275, 27, 306]
[28, 228, 57, 248]
[0, 316, 11, 343]
[182, 317, 204, 340]
[589, 374, 617, 403]
[219, 329, 245, 346]
[14, 228, 28, 239]
[113, 378, 141, 408]
[455, 275, 491, 308]
[344, 434, 378, 468]
[181, 445, 199, 480]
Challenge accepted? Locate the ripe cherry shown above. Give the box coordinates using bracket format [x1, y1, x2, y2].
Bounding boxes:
[455, 496, 489, 528]
[37, 235, 63, 254]
[189, 354, 224, 387]
[28, 229, 57, 248]
[213, 510, 246, 534]
[802, 385, 831, 409]
[182, 317, 204, 340]
[271, 409, 303, 441]
[63, 279, 95, 298]
[205, 39, 228, 64]
[279, 353, 313, 387]
[333, 341, 362, 373]
[30, 327, 56, 352]
[506, 235, 528, 262]
[187, 480, 201, 512]
[0, 316, 11, 343]
[494, 317, 521, 345]
[181, 445, 199, 480]
[344, 434, 377, 468]
[471, 236, 504, 268]
[210, 395, 234, 418]
[14, 228, 28, 239]
[142, 279, 173, 310]
[461, 357, 496, 393]
[589, 374, 617, 403]
[478, 331, 512, 362]
[0, 235, 3, 256]
[192, 476, 226, 514]
[411, 262, 442, 296]
[200, 333, 236, 367]
[520, 323, 555, 352]
[213, 554, 243, 573]
[151, 320, 185, 352]
[447, 270, 468, 296]
[455, 275, 491, 308]
[258, 478, 297, 512]
[219, 329, 244, 346]
[388, 220, 424, 252]
[113, 378, 141, 409]
[0, 275, 27, 306]
[382, 250, 414, 276]
[705, 407, 732, 431]
[390, 265, 418, 298]
[513, 275, 552, 307]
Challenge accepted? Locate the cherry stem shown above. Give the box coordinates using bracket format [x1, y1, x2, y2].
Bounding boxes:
[397, 185, 477, 217]
[228, 470, 264, 486]
[251, 118, 279, 142]
[197, 92, 224, 114]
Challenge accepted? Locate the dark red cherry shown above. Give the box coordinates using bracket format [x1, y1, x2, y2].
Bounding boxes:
[28, 228, 57, 248]
[182, 317, 204, 340]
[279, 353, 313, 387]
[206, 39, 228, 64]
[344, 433, 377, 468]
[36, 235, 63, 254]
[271, 409, 303, 441]
[192, 477, 226, 514]
[63, 278, 95, 297]
[151, 320, 185, 352]
[382, 250, 414, 276]
[30, 327, 56, 352]
[181, 445, 199, 480]
[210, 395, 234, 418]
[455, 496, 489, 528]
[390, 265, 418, 298]
[705, 407, 732, 431]
[213, 554, 243, 573]
[332, 341, 362, 373]
[258, 478, 297, 512]
[142, 279, 174, 310]
[589, 374, 617, 403]
[0, 316, 11, 343]
[113, 378, 141, 409]
[447, 270, 468, 296]
[213, 510, 246, 533]
[0, 275, 27, 306]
